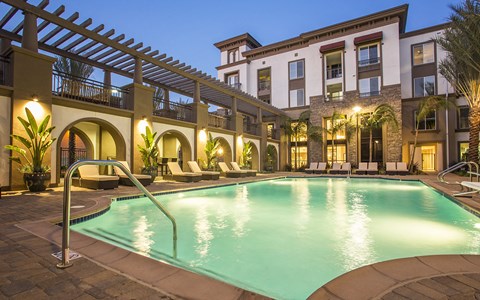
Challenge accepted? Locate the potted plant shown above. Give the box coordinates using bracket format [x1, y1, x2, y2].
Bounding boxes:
[4, 107, 56, 192]
[137, 125, 158, 182]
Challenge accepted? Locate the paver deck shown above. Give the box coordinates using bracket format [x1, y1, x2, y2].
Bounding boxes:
[1, 172, 479, 299]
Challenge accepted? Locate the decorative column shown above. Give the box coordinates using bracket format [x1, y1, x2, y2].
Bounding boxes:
[22, 12, 38, 52]
[103, 70, 111, 86]
[133, 57, 143, 84]
[257, 107, 267, 171]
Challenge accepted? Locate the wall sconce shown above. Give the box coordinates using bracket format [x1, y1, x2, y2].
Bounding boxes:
[142, 115, 147, 121]
[199, 127, 207, 142]
[32, 94, 39, 102]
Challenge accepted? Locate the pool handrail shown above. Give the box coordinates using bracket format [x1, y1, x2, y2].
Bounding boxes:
[437, 161, 479, 184]
[56, 159, 177, 269]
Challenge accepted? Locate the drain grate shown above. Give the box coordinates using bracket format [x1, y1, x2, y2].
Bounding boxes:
[52, 250, 82, 261]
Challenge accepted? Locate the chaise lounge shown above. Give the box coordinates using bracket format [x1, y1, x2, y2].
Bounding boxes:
[72, 165, 119, 190]
[329, 162, 342, 174]
[305, 162, 318, 174]
[313, 162, 327, 174]
[230, 162, 256, 177]
[113, 161, 151, 186]
[356, 162, 368, 175]
[187, 161, 220, 180]
[167, 162, 202, 182]
[367, 162, 379, 175]
[337, 162, 351, 175]
[218, 162, 247, 178]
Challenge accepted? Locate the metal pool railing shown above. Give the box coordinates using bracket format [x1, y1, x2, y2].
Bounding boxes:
[56, 160, 177, 269]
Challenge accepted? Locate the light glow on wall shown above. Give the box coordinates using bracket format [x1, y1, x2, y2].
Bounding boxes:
[137, 119, 149, 134]
[25, 100, 45, 119]
[237, 135, 243, 146]
[199, 128, 207, 142]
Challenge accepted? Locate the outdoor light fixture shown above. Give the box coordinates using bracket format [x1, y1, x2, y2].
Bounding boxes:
[32, 94, 39, 102]
[142, 115, 147, 121]
[199, 127, 207, 142]
[353, 106, 361, 113]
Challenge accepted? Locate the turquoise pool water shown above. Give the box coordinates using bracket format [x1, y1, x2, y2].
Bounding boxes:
[72, 178, 480, 299]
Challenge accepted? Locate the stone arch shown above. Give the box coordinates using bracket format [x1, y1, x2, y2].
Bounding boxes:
[214, 137, 232, 164]
[248, 141, 260, 171]
[55, 118, 127, 184]
[156, 129, 192, 171]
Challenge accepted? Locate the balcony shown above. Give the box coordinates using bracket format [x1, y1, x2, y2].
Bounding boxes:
[267, 127, 280, 140]
[153, 97, 193, 122]
[360, 91, 381, 98]
[326, 66, 342, 80]
[358, 57, 381, 73]
[52, 71, 128, 109]
[0, 56, 11, 86]
[325, 95, 344, 102]
[208, 113, 229, 129]
[228, 82, 242, 90]
[258, 81, 271, 92]
[243, 123, 259, 136]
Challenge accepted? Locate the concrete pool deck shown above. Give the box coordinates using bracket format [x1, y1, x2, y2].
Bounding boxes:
[0, 172, 479, 299]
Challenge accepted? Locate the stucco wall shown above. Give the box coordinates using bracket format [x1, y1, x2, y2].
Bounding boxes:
[0, 96, 11, 187]
[152, 122, 195, 160]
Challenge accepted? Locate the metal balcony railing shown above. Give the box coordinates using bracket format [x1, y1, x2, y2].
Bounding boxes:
[358, 57, 380, 67]
[359, 91, 381, 98]
[243, 123, 259, 136]
[208, 113, 229, 129]
[258, 81, 271, 91]
[228, 82, 242, 90]
[0, 56, 11, 86]
[267, 128, 280, 140]
[326, 67, 342, 79]
[52, 71, 128, 109]
[153, 97, 193, 122]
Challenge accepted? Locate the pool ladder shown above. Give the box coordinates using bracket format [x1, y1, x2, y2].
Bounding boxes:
[437, 161, 479, 184]
[56, 160, 177, 269]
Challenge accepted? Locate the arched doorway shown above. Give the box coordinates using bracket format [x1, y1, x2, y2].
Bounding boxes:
[55, 118, 127, 184]
[249, 142, 260, 171]
[266, 144, 278, 171]
[214, 137, 232, 164]
[156, 130, 192, 171]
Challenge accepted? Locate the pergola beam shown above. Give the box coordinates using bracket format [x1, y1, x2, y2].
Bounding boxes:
[51, 18, 92, 47]
[39, 12, 79, 44]
[62, 23, 103, 51]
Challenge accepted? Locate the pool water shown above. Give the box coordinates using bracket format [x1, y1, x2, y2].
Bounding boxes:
[72, 178, 480, 299]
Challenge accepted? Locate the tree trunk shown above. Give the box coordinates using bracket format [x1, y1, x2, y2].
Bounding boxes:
[369, 128, 373, 163]
[467, 106, 480, 164]
[408, 126, 420, 172]
[68, 130, 76, 166]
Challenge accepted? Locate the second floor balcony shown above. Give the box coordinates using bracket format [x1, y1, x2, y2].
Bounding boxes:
[326, 66, 342, 80]
[208, 113, 229, 130]
[52, 71, 128, 109]
[228, 82, 242, 90]
[153, 97, 193, 122]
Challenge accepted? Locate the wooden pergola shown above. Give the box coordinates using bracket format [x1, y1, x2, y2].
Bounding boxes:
[0, 0, 285, 119]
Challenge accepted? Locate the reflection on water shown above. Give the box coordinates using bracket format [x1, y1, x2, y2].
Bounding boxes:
[233, 185, 250, 237]
[133, 215, 154, 256]
[293, 179, 310, 232]
[194, 205, 213, 258]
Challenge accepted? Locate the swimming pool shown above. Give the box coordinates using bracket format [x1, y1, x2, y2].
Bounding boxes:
[72, 178, 480, 299]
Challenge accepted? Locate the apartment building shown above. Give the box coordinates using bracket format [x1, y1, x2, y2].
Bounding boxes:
[215, 4, 466, 172]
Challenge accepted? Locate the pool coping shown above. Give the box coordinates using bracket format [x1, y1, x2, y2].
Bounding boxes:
[15, 175, 480, 300]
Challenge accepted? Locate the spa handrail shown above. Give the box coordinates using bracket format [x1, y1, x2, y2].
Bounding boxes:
[437, 161, 479, 184]
[57, 160, 177, 269]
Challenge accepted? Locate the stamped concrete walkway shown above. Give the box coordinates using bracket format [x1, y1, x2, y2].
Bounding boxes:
[1, 172, 480, 299]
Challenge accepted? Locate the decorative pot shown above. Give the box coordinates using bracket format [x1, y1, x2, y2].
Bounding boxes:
[142, 167, 157, 183]
[23, 172, 51, 192]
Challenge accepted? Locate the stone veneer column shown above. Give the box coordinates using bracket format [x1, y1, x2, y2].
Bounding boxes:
[125, 83, 155, 174]
[8, 45, 56, 189]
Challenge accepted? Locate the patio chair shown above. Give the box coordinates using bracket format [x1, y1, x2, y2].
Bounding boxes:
[72, 165, 119, 190]
[166, 162, 202, 182]
[313, 162, 327, 174]
[329, 162, 342, 174]
[396, 162, 409, 175]
[385, 162, 397, 175]
[305, 162, 318, 174]
[218, 162, 247, 178]
[366, 162, 379, 175]
[113, 161, 151, 186]
[187, 161, 220, 180]
[338, 162, 351, 175]
[356, 162, 368, 175]
[230, 162, 256, 176]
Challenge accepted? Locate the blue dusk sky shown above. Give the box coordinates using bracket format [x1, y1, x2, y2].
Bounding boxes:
[1, 0, 463, 90]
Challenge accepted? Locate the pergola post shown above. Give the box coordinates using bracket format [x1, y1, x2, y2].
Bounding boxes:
[257, 107, 267, 171]
[193, 81, 201, 103]
[103, 70, 111, 87]
[22, 12, 38, 52]
[134, 57, 143, 84]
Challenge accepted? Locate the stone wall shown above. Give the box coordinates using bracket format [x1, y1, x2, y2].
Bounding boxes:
[309, 84, 403, 165]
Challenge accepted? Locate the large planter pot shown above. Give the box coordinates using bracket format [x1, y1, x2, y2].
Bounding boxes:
[141, 167, 157, 183]
[23, 172, 51, 192]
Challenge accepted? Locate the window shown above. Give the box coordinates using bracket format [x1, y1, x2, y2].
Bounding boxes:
[413, 42, 434, 65]
[359, 77, 380, 97]
[325, 52, 342, 79]
[458, 106, 469, 129]
[325, 117, 347, 163]
[326, 83, 343, 101]
[226, 73, 240, 89]
[358, 44, 379, 66]
[289, 60, 304, 80]
[258, 68, 271, 92]
[360, 126, 383, 162]
[289, 89, 305, 107]
[459, 142, 469, 161]
[227, 49, 238, 64]
[414, 76, 435, 97]
[415, 110, 436, 130]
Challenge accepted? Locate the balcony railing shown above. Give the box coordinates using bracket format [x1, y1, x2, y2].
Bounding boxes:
[360, 91, 381, 98]
[153, 97, 193, 122]
[228, 82, 242, 90]
[243, 123, 258, 136]
[208, 113, 229, 129]
[325, 95, 343, 102]
[52, 71, 128, 109]
[0, 56, 11, 86]
[258, 81, 271, 91]
[326, 67, 342, 79]
[358, 57, 380, 67]
[267, 128, 280, 140]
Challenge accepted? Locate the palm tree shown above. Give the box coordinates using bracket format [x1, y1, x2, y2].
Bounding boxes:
[408, 96, 448, 171]
[360, 104, 398, 162]
[436, 0, 480, 163]
[53, 56, 94, 79]
[324, 111, 354, 166]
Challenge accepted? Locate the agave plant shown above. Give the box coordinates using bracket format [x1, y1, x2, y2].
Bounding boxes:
[4, 107, 56, 173]
[137, 126, 158, 171]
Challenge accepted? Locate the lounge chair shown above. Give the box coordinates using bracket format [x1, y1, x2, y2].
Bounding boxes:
[113, 161, 151, 186]
[305, 162, 318, 174]
[356, 162, 368, 175]
[187, 161, 220, 180]
[396, 162, 409, 175]
[72, 165, 119, 190]
[367, 162, 379, 175]
[230, 162, 256, 176]
[338, 162, 351, 175]
[454, 181, 480, 197]
[385, 162, 397, 175]
[167, 162, 202, 182]
[218, 162, 247, 178]
[313, 162, 327, 174]
[329, 162, 342, 174]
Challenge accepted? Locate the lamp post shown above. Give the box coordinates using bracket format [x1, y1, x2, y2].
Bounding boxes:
[353, 106, 362, 165]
